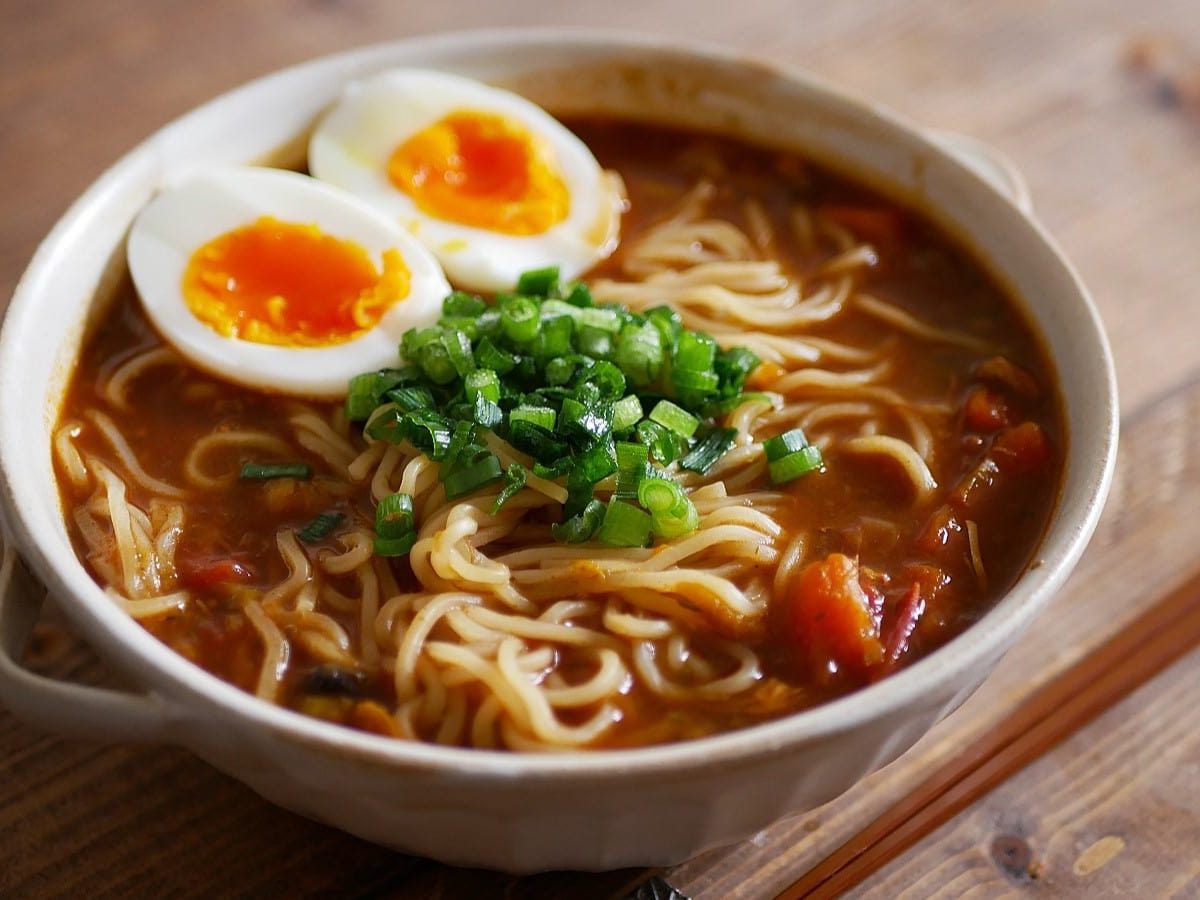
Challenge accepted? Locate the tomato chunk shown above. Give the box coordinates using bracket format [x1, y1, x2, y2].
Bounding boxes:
[788, 553, 885, 680]
[963, 385, 1011, 433]
[992, 422, 1052, 475]
[176, 554, 255, 590]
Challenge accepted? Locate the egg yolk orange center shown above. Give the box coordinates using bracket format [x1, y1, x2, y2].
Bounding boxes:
[387, 110, 569, 235]
[182, 216, 410, 347]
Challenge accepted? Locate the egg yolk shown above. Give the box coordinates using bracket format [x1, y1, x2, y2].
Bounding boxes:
[387, 110, 569, 236]
[182, 216, 410, 347]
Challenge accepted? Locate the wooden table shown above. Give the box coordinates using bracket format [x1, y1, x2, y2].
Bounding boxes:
[3, 1, 1199, 896]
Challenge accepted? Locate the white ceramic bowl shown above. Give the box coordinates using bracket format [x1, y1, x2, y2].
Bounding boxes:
[0, 30, 1117, 872]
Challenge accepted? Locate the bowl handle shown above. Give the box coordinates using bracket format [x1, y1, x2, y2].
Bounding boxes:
[925, 129, 1033, 215]
[0, 545, 172, 742]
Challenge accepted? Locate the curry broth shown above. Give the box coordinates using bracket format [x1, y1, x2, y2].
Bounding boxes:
[55, 119, 1062, 746]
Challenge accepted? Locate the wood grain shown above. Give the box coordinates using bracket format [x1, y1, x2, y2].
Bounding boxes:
[2, 1, 1200, 898]
[854, 654, 1200, 898]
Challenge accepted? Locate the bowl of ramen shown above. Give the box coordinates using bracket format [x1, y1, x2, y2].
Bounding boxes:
[0, 30, 1116, 871]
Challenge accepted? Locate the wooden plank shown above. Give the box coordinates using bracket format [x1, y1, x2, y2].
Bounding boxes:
[853, 649, 1200, 898]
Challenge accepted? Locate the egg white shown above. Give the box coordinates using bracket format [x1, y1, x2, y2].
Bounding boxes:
[126, 166, 449, 398]
[308, 68, 622, 293]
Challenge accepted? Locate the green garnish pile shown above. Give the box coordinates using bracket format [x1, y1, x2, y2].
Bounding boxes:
[346, 266, 823, 556]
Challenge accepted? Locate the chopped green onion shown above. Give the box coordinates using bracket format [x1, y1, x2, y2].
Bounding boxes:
[500, 295, 540, 344]
[596, 499, 653, 547]
[574, 324, 614, 358]
[539, 299, 579, 320]
[551, 498, 605, 543]
[508, 421, 570, 463]
[346, 370, 405, 420]
[768, 444, 824, 484]
[399, 410, 455, 458]
[763, 428, 811, 461]
[375, 491, 414, 538]
[352, 266, 768, 551]
[612, 394, 644, 433]
[509, 404, 557, 431]
[465, 368, 501, 404]
[474, 308, 502, 340]
[385, 384, 435, 413]
[374, 532, 417, 557]
[649, 399, 700, 439]
[442, 422, 478, 469]
[636, 419, 684, 465]
[416, 339, 458, 385]
[439, 316, 479, 340]
[672, 370, 721, 407]
[441, 328, 475, 378]
[536, 314, 574, 360]
[297, 512, 344, 543]
[716, 346, 762, 397]
[239, 462, 311, 481]
[614, 442, 648, 498]
[401, 326, 441, 362]
[578, 307, 622, 333]
[637, 476, 686, 515]
[674, 330, 717, 373]
[472, 395, 503, 429]
[530, 459, 569, 480]
[516, 265, 560, 297]
[441, 451, 504, 499]
[545, 355, 583, 386]
[443, 291, 487, 317]
[564, 282, 594, 308]
[574, 439, 618, 485]
[645, 306, 683, 352]
[474, 337, 518, 375]
[652, 496, 700, 539]
[492, 463, 528, 514]
[679, 427, 738, 474]
[558, 395, 612, 445]
[615, 321, 664, 388]
[576, 360, 626, 400]
[637, 476, 700, 539]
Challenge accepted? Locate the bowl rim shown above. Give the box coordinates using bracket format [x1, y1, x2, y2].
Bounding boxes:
[0, 26, 1118, 781]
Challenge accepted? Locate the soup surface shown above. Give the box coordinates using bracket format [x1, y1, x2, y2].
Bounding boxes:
[55, 119, 1061, 749]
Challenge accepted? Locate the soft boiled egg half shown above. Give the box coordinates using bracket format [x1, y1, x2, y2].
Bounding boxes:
[309, 68, 624, 293]
[126, 166, 449, 398]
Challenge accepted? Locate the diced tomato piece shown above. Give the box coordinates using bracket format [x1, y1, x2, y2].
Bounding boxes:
[916, 504, 967, 555]
[992, 422, 1052, 475]
[904, 563, 950, 600]
[952, 457, 1001, 515]
[818, 205, 907, 246]
[963, 385, 1011, 432]
[884, 583, 926, 663]
[176, 555, 255, 590]
[745, 360, 785, 390]
[976, 356, 1040, 399]
[788, 553, 885, 680]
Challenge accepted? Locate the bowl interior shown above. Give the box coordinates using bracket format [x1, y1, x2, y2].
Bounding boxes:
[0, 31, 1117, 775]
